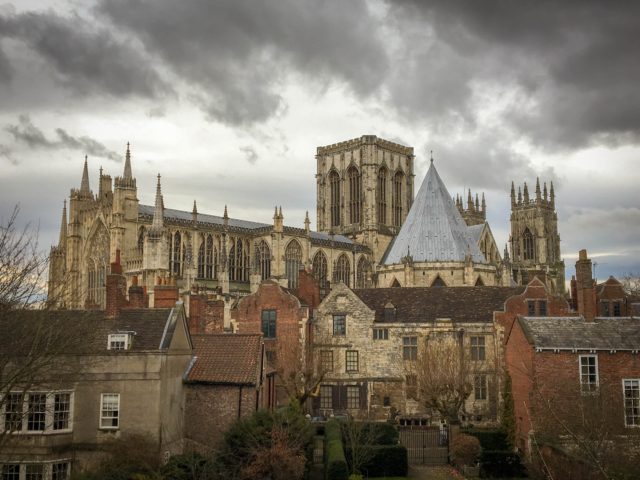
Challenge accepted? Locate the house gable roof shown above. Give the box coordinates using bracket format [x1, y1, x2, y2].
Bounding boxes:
[186, 334, 262, 385]
[353, 286, 525, 323]
[518, 316, 640, 351]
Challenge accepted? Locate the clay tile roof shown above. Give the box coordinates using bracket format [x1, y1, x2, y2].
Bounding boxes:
[186, 334, 262, 385]
[354, 286, 524, 323]
[518, 316, 640, 350]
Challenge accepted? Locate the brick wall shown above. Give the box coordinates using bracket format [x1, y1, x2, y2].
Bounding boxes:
[506, 318, 640, 457]
[154, 285, 179, 308]
[496, 277, 574, 343]
[189, 294, 224, 333]
[184, 384, 257, 452]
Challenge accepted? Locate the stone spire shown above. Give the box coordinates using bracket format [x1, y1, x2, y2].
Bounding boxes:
[550, 181, 555, 208]
[192, 200, 198, 224]
[304, 210, 310, 234]
[543, 182, 548, 201]
[510, 181, 516, 207]
[475, 193, 479, 211]
[123, 142, 132, 179]
[503, 243, 510, 261]
[58, 200, 67, 248]
[517, 186, 522, 204]
[151, 174, 164, 231]
[223, 205, 229, 229]
[481, 192, 486, 213]
[535, 177, 541, 201]
[80, 156, 90, 194]
[523, 182, 529, 203]
[467, 189, 473, 210]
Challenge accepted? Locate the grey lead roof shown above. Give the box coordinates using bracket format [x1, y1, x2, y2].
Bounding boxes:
[519, 316, 640, 350]
[138, 204, 363, 250]
[383, 161, 486, 265]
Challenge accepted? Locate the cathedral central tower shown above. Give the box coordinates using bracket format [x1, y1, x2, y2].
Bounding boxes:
[315, 135, 414, 262]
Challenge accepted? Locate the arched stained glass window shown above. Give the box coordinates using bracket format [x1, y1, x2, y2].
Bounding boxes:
[377, 167, 387, 224]
[256, 240, 271, 280]
[348, 166, 361, 224]
[333, 254, 351, 287]
[285, 240, 303, 289]
[312, 250, 328, 291]
[356, 256, 371, 289]
[523, 228, 535, 261]
[330, 170, 341, 227]
[392, 171, 404, 227]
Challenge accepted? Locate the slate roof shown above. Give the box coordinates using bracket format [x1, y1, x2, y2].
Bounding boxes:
[467, 223, 485, 244]
[0, 308, 175, 355]
[186, 334, 262, 385]
[383, 161, 486, 265]
[353, 286, 525, 323]
[138, 204, 367, 252]
[518, 316, 640, 351]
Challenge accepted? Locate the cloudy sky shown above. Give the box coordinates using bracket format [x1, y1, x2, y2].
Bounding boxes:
[1, 0, 638, 281]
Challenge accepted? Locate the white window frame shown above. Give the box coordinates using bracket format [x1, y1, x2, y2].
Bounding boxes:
[107, 333, 130, 350]
[579, 354, 599, 393]
[0, 391, 73, 435]
[623, 379, 640, 428]
[99, 393, 120, 430]
[0, 461, 71, 480]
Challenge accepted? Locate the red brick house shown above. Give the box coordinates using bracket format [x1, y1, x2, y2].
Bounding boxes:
[505, 250, 640, 477]
[231, 280, 311, 407]
[183, 334, 265, 451]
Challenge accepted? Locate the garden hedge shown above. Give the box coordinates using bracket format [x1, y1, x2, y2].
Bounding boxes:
[325, 420, 349, 480]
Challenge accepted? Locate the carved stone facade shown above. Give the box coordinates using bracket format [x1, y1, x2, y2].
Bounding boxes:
[509, 178, 565, 294]
[48, 145, 371, 311]
[48, 137, 567, 311]
[315, 135, 415, 262]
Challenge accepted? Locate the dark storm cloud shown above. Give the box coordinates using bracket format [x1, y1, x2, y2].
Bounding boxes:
[390, 0, 640, 149]
[0, 9, 170, 99]
[0, 47, 12, 83]
[5, 115, 120, 161]
[98, 0, 387, 126]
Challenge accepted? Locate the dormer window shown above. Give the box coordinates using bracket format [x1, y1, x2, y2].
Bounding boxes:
[384, 302, 396, 322]
[107, 333, 131, 350]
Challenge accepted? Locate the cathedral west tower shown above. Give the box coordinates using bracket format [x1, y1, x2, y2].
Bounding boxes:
[509, 178, 565, 294]
[315, 135, 414, 262]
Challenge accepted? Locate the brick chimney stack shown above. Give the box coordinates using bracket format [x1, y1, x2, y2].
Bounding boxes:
[575, 249, 596, 322]
[106, 250, 127, 317]
[128, 275, 147, 308]
[154, 277, 180, 308]
[189, 292, 224, 333]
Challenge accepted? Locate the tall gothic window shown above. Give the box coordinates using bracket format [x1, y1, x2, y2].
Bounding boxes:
[256, 240, 271, 280]
[285, 240, 303, 289]
[392, 171, 404, 227]
[137, 228, 145, 253]
[198, 236, 205, 278]
[329, 170, 341, 227]
[333, 254, 351, 287]
[523, 228, 535, 261]
[377, 167, 387, 224]
[169, 232, 182, 276]
[356, 256, 370, 289]
[312, 250, 328, 291]
[205, 235, 215, 279]
[348, 166, 361, 224]
[86, 224, 109, 309]
[229, 238, 249, 282]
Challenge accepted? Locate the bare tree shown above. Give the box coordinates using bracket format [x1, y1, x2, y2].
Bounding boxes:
[621, 272, 640, 297]
[341, 416, 380, 476]
[414, 333, 472, 422]
[0, 206, 88, 448]
[274, 333, 328, 406]
[0, 206, 47, 312]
